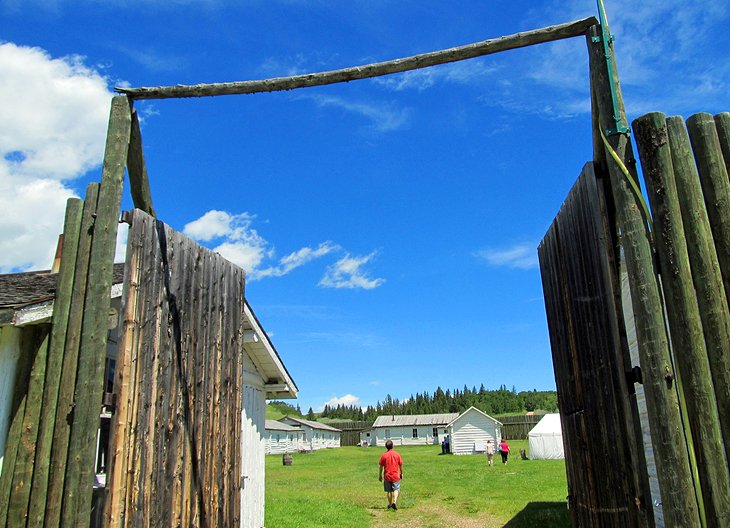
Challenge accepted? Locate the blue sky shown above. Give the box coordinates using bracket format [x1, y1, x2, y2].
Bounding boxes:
[1, 0, 728, 413]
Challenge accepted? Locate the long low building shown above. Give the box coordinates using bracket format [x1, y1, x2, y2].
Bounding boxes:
[264, 420, 304, 454]
[278, 416, 341, 450]
[365, 413, 458, 446]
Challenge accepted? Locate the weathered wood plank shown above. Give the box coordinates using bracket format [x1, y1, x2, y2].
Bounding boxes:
[634, 112, 730, 526]
[0, 327, 42, 526]
[7, 326, 51, 528]
[25, 198, 83, 528]
[586, 25, 700, 527]
[538, 164, 653, 526]
[126, 108, 156, 217]
[105, 210, 144, 528]
[61, 95, 131, 526]
[45, 182, 99, 528]
[667, 116, 730, 463]
[118, 18, 596, 100]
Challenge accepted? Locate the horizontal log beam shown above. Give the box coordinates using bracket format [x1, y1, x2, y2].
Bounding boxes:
[118, 17, 597, 100]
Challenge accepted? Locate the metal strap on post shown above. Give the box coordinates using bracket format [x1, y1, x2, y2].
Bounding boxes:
[594, 0, 630, 136]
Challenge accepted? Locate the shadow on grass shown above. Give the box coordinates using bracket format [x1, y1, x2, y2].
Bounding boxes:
[502, 501, 569, 528]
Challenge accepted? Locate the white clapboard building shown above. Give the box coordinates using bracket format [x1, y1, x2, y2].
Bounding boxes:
[366, 413, 458, 446]
[446, 407, 503, 455]
[278, 416, 341, 450]
[264, 420, 304, 454]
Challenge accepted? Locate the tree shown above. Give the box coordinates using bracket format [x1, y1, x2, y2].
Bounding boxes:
[307, 407, 316, 420]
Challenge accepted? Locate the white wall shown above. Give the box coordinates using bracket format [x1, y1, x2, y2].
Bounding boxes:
[0, 327, 21, 475]
[279, 419, 340, 451]
[373, 425, 448, 447]
[241, 352, 266, 528]
[265, 431, 302, 455]
[448, 409, 500, 455]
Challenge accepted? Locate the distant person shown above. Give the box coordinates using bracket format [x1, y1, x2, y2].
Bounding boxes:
[444, 434, 450, 454]
[441, 437, 447, 454]
[378, 440, 403, 511]
[485, 439, 495, 466]
[499, 439, 510, 464]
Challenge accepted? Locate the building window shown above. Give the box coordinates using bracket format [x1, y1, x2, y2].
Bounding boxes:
[385, 429, 391, 439]
[433, 427, 438, 437]
[412, 428, 418, 438]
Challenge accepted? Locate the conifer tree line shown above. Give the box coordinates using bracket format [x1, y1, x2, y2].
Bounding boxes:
[318, 385, 558, 421]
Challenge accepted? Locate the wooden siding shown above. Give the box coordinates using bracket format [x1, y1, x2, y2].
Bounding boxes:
[372, 426, 446, 447]
[241, 382, 265, 528]
[264, 433, 303, 455]
[105, 209, 245, 528]
[448, 409, 500, 456]
[278, 419, 340, 450]
[538, 164, 653, 527]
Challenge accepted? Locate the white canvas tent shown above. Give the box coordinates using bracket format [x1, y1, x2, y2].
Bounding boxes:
[528, 413, 564, 460]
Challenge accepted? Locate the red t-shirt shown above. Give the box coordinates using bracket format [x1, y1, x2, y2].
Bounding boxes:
[379, 450, 403, 482]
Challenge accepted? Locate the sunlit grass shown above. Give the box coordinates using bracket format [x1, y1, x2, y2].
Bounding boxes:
[265, 441, 569, 527]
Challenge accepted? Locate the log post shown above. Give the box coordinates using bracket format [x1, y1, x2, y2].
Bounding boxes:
[61, 95, 131, 526]
[7, 327, 51, 528]
[44, 184, 99, 528]
[26, 198, 83, 528]
[667, 116, 730, 462]
[586, 25, 701, 527]
[714, 112, 730, 178]
[127, 107, 156, 217]
[687, 113, 730, 305]
[633, 112, 730, 527]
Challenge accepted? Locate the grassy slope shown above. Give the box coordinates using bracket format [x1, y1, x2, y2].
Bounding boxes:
[266, 441, 569, 528]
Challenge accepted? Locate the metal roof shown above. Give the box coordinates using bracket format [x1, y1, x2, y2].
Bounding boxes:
[372, 413, 459, 428]
[265, 420, 302, 432]
[280, 416, 341, 432]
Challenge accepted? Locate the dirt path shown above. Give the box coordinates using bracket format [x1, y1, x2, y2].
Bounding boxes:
[367, 503, 504, 528]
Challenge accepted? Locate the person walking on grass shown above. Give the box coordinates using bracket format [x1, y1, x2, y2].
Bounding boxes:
[378, 440, 403, 511]
[499, 439, 510, 464]
[485, 439, 495, 466]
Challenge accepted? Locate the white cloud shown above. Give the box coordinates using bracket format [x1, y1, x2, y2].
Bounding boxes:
[319, 252, 385, 289]
[0, 42, 114, 272]
[476, 244, 538, 270]
[301, 94, 411, 132]
[319, 393, 361, 411]
[183, 210, 377, 284]
[374, 59, 499, 92]
[256, 242, 340, 278]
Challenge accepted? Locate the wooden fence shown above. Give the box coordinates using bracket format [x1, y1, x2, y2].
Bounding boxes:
[499, 414, 542, 440]
[0, 97, 131, 528]
[539, 163, 653, 527]
[326, 421, 374, 446]
[104, 209, 246, 528]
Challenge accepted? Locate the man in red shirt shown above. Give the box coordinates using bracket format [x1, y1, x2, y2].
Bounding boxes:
[378, 440, 403, 510]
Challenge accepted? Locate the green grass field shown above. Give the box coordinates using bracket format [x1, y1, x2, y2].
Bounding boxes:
[265, 441, 569, 527]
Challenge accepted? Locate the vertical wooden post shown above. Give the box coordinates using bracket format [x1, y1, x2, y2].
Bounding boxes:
[714, 113, 730, 178]
[586, 25, 701, 527]
[667, 116, 730, 463]
[686, 113, 730, 306]
[0, 328, 44, 527]
[7, 327, 51, 528]
[61, 95, 131, 526]
[127, 108, 156, 217]
[44, 184, 99, 528]
[633, 112, 730, 527]
[26, 198, 84, 528]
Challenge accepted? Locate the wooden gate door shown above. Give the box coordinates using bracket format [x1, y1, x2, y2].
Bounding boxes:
[105, 209, 245, 527]
[538, 163, 653, 527]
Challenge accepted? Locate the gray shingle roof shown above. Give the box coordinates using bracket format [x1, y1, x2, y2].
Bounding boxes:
[265, 420, 301, 432]
[280, 416, 341, 432]
[372, 413, 459, 428]
[0, 263, 125, 309]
